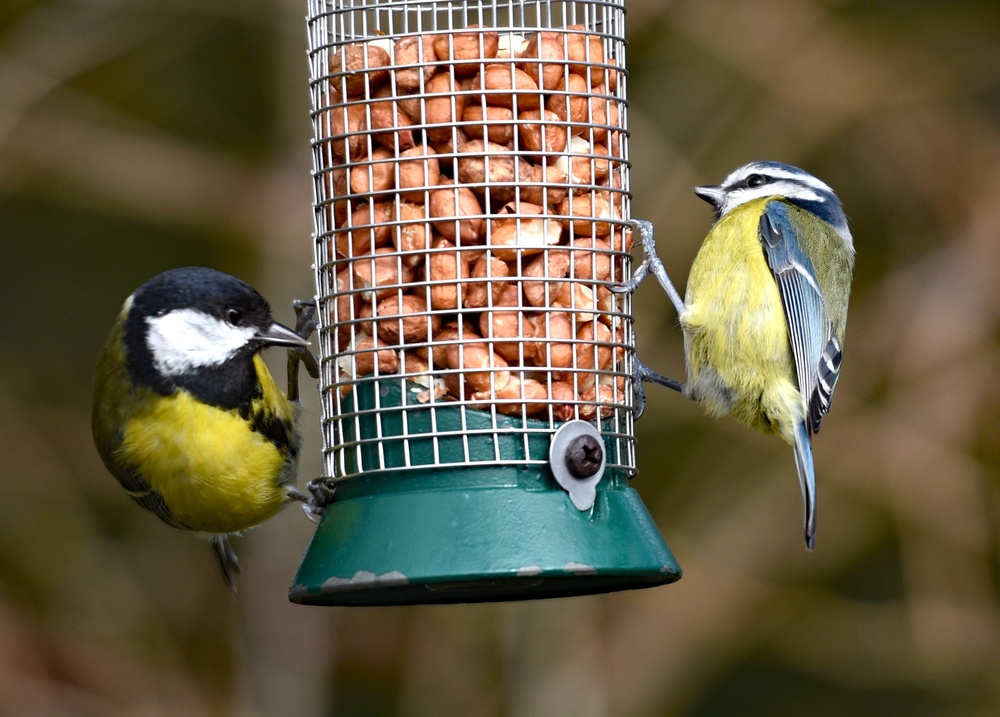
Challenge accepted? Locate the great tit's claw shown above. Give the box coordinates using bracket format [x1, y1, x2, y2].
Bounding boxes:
[287, 300, 321, 399]
[307, 477, 337, 508]
[302, 503, 324, 523]
[287, 478, 337, 522]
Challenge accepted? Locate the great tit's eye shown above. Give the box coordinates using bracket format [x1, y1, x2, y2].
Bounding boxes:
[746, 174, 768, 188]
[227, 308, 243, 326]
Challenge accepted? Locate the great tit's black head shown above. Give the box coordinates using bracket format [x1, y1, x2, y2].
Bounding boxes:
[121, 267, 306, 407]
[694, 161, 852, 250]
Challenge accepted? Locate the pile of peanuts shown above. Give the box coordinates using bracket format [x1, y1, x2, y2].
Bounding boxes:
[321, 23, 633, 421]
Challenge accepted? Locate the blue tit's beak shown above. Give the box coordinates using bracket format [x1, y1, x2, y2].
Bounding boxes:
[258, 321, 310, 347]
[694, 184, 725, 209]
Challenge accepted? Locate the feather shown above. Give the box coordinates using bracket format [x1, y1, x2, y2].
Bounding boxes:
[759, 202, 838, 434]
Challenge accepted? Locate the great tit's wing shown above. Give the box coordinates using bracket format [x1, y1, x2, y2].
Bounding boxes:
[115, 461, 188, 530]
[759, 201, 837, 434]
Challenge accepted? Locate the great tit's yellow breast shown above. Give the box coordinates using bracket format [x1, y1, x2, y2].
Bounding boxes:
[115, 356, 297, 535]
[682, 197, 803, 440]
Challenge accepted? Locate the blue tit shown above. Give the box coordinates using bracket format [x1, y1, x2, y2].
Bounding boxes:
[620, 162, 855, 549]
[92, 267, 321, 592]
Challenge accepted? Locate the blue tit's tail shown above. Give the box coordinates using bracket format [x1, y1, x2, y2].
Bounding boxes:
[792, 421, 817, 550]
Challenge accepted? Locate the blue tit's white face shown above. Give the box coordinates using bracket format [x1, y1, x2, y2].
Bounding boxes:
[144, 306, 259, 378]
[696, 161, 853, 252]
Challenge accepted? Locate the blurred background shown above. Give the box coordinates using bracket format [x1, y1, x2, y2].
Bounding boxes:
[3, 0, 1000, 714]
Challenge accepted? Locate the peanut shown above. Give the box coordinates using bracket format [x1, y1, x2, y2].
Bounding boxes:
[351, 246, 415, 303]
[522, 31, 568, 91]
[392, 34, 437, 92]
[428, 179, 484, 243]
[420, 72, 468, 143]
[462, 105, 515, 145]
[336, 202, 394, 257]
[517, 109, 569, 155]
[396, 146, 441, 202]
[427, 237, 469, 310]
[329, 43, 390, 98]
[565, 26, 605, 77]
[393, 201, 432, 265]
[353, 335, 400, 377]
[373, 294, 441, 345]
[522, 249, 570, 307]
[463, 254, 509, 309]
[349, 146, 395, 198]
[472, 64, 541, 110]
[433, 26, 500, 75]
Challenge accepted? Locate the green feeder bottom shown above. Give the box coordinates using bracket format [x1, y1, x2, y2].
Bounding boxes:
[289, 382, 681, 606]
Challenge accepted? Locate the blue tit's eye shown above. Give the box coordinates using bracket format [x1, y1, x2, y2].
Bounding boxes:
[746, 174, 768, 188]
[227, 308, 243, 325]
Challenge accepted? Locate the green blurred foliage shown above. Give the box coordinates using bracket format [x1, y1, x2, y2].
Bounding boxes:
[2, 0, 1000, 715]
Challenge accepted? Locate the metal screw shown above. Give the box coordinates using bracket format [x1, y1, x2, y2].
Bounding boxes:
[565, 435, 603, 479]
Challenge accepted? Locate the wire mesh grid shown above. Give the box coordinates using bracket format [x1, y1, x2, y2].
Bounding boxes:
[307, 0, 637, 482]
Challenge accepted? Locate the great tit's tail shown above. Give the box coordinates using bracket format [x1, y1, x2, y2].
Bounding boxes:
[210, 534, 241, 596]
[792, 421, 817, 551]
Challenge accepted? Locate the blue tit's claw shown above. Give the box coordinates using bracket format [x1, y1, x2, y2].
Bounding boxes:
[630, 353, 686, 420]
[615, 219, 687, 317]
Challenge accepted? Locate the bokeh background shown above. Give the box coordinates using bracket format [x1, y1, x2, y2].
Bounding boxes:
[3, 0, 1000, 714]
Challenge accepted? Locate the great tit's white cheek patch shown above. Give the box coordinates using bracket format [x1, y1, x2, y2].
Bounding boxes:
[146, 309, 257, 376]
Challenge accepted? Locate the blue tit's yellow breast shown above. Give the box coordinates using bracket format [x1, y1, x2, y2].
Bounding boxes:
[116, 358, 295, 534]
[682, 197, 803, 440]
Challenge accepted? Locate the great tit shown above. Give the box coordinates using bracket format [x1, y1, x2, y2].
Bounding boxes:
[92, 267, 319, 591]
[619, 161, 855, 549]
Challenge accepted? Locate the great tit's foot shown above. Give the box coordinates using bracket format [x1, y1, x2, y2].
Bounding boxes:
[210, 535, 241, 597]
[287, 478, 337, 523]
[613, 220, 687, 318]
[631, 355, 686, 419]
[287, 300, 320, 402]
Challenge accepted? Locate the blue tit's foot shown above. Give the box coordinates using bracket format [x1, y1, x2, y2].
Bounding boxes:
[210, 535, 241, 596]
[631, 355, 686, 419]
[288, 478, 337, 523]
[612, 219, 687, 317]
[287, 300, 320, 402]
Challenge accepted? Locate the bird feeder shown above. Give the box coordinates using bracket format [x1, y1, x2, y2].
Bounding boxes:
[289, 0, 680, 606]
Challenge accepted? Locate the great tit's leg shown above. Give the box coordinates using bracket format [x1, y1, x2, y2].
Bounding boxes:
[613, 220, 687, 318]
[287, 300, 320, 403]
[287, 478, 337, 523]
[210, 535, 241, 597]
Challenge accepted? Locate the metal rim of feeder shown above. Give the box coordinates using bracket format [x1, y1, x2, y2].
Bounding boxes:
[291, 0, 680, 606]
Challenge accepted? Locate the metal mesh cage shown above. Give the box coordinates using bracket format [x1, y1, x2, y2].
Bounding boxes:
[307, 0, 636, 485]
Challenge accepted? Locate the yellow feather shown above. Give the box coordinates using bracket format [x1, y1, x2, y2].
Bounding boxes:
[115, 356, 295, 534]
[682, 197, 804, 445]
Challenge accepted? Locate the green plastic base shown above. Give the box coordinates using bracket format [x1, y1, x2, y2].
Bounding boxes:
[289, 382, 680, 606]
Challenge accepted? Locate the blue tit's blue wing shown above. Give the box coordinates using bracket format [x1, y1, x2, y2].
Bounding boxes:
[759, 201, 837, 434]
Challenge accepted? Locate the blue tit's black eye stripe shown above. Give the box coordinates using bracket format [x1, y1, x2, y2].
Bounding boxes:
[746, 173, 768, 188]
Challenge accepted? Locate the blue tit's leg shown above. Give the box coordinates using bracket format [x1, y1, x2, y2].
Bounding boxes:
[210, 535, 241, 596]
[613, 222, 689, 416]
[613, 219, 686, 317]
[287, 299, 320, 403]
[287, 478, 337, 523]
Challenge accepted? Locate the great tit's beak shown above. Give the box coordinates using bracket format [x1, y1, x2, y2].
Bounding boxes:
[693, 184, 725, 209]
[258, 321, 309, 347]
